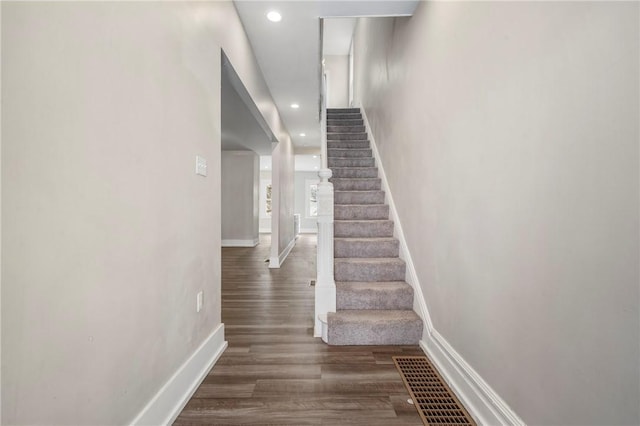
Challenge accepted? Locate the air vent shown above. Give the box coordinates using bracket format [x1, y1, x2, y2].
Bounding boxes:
[393, 356, 476, 426]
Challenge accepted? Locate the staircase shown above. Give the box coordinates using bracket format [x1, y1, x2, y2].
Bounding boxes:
[325, 108, 423, 345]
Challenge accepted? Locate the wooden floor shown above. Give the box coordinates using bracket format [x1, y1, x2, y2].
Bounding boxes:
[174, 234, 424, 425]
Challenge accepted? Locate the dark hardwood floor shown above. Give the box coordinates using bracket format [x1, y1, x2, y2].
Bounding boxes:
[174, 234, 423, 425]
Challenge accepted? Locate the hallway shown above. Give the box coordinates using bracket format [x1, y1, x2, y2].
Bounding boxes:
[174, 234, 424, 425]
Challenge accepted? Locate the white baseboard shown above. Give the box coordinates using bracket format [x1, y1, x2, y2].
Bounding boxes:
[221, 238, 259, 247]
[359, 103, 523, 426]
[421, 334, 525, 426]
[269, 237, 295, 268]
[130, 324, 227, 426]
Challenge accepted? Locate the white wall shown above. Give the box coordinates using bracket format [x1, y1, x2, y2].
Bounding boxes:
[324, 55, 349, 108]
[294, 171, 320, 233]
[353, 3, 639, 425]
[221, 151, 259, 246]
[269, 138, 296, 267]
[1, 1, 293, 424]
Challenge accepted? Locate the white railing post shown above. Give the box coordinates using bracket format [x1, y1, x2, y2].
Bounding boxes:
[315, 69, 335, 339]
[315, 169, 335, 338]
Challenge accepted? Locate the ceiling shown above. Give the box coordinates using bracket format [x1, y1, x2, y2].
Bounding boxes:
[233, 1, 419, 149]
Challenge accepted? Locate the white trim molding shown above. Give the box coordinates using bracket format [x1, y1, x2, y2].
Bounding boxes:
[269, 237, 295, 268]
[421, 334, 526, 426]
[130, 324, 227, 426]
[221, 238, 259, 247]
[359, 103, 524, 426]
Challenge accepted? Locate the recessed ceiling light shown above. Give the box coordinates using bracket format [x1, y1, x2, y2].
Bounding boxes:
[313, 155, 317, 158]
[291, 103, 300, 109]
[300, 133, 306, 137]
[266, 11, 281, 22]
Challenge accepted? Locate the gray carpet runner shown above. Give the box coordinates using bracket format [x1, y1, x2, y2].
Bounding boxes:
[326, 107, 423, 345]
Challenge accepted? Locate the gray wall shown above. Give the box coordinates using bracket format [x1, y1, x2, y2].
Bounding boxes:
[324, 55, 349, 108]
[295, 171, 320, 233]
[221, 151, 259, 245]
[353, 3, 639, 425]
[1, 2, 293, 424]
[270, 138, 295, 265]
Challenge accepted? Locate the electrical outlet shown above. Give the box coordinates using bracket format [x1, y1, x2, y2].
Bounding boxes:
[196, 291, 204, 313]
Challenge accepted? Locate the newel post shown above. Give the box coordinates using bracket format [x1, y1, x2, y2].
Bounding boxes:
[314, 168, 336, 337]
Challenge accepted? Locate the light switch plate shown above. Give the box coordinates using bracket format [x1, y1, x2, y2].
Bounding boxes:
[196, 156, 207, 176]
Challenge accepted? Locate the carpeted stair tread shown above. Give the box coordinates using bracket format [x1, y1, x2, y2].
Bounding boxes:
[327, 119, 363, 126]
[328, 148, 372, 158]
[334, 220, 394, 238]
[328, 107, 360, 113]
[330, 178, 381, 191]
[334, 237, 399, 258]
[334, 256, 405, 267]
[327, 125, 365, 133]
[331, 167, 378, 178]
[334, 204, 389, 220]
[334, 190, 385, 205]
[327, 310, 422, 345]
[327, 141, 370, 149]
[336, 281, 414, 310]
[327, 113, 361, 119]
[328, 157, 375, 168]
[335, 257, 406, 282]
[327, 133, 368, 141]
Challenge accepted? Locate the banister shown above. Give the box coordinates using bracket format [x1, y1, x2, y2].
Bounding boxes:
[320, 74, 328, 170]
